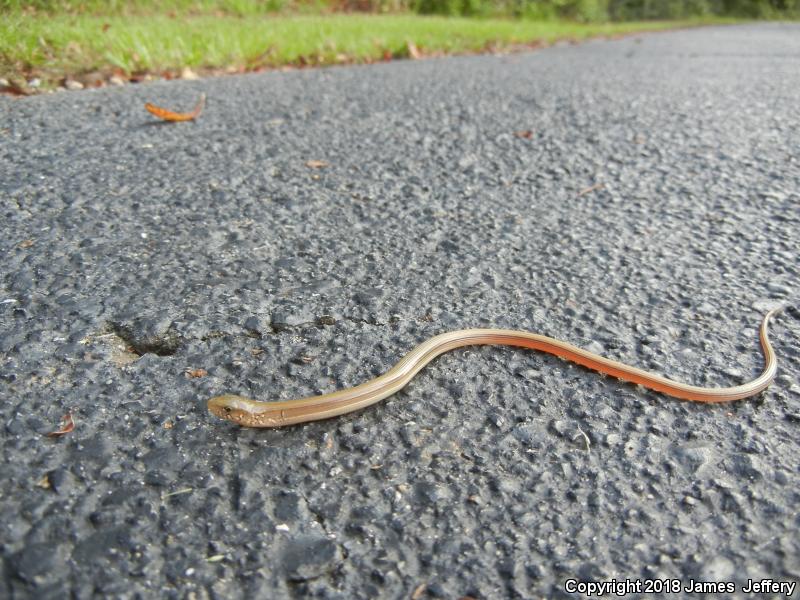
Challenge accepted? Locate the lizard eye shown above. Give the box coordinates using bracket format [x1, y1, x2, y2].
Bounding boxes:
[223, 406, 232, 414]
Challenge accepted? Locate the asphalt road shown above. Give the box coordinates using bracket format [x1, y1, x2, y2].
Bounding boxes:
[1, 22, 799, 600]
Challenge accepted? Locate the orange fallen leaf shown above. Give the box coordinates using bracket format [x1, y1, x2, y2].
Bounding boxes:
[185, 368, 208, 378]
[306, 160, 329, 169]
[406, 41, 422, 60]
[46, 413, 75, 437]
[514, 130, 534, 139]
[145, 93, 205, 122]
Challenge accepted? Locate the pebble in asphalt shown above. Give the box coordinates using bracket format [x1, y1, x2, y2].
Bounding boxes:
[1, 23, 799, 599]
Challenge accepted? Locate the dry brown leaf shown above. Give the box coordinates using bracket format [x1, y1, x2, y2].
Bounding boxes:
[145, 93, 205, 122]
[181, 67, 200, 81]
[46, 413, 75, 437]
[18, 239, 35, 249]
[411, 584, 426, 600]
[306, 160, 329, 169]
[184, 368, 208, 378]
[406, 41, 422, 60]
[514, 130, 534, 139]
[1, 79, 33, 96]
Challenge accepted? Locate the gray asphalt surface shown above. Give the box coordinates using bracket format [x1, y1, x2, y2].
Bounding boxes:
[1, 22, 799, 600]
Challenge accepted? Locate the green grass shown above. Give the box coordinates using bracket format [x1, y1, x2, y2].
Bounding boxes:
[1, 13, 736, 88]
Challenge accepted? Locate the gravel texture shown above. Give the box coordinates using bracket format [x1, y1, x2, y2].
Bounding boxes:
[1, 23, 799, 599]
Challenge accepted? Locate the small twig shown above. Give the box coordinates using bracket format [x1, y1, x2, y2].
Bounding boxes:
[577, 183, 605, 197]
[161, 487, 193, 499]
[574, 427, 591, 452]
